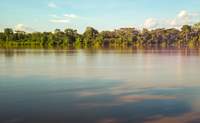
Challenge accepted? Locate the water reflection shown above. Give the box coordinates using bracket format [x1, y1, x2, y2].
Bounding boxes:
[0, 49, 200, 123]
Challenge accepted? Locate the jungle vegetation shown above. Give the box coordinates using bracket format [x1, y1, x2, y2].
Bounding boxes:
[1, 23, 200, 48]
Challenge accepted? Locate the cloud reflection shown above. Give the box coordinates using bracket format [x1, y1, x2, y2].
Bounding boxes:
[145, 112, 200, 123]
[118, 95, 176, 103]
[1, 48, 200, 90]
[97, 118, 119, 123]
[78, 95, 176, 108]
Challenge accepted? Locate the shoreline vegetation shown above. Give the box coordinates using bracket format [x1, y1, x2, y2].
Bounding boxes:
[1, 23, 200, 49]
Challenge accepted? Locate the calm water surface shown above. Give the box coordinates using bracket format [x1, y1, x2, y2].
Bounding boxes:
[0, 49, 200, 123]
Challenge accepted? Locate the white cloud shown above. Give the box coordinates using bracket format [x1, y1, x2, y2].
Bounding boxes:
[49, 19, 70, 23]
[143, 10, 200, 29]
[48, 2, 57, 8]
[64, 14, 78, 19]
[49, 13, 79, 24]
[169, 10, 200, 28]
[50, 14, 59, 18]
[178, 10, 189, 19]
[143, 18, 158, 29]
[14, 24, 34, 32]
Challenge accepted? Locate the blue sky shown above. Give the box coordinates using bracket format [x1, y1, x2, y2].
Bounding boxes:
[0, 0, 200, 33]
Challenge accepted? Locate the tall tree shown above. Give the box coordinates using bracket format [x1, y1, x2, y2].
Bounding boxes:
[83, 27, 98, 47]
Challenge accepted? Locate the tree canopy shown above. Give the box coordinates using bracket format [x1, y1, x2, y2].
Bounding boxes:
[1, 23, 200, 48]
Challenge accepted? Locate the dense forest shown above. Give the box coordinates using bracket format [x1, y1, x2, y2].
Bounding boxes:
[1, 23, 200, 48]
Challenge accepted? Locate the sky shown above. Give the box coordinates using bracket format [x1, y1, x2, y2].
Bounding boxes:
[0, 0, 200, 33]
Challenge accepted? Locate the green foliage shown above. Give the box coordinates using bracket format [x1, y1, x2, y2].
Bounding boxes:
[193, 22, 200, 30]
[74, 36, 82, 48]
[0, 23, 200, 48]
[83, 27, 98, 47]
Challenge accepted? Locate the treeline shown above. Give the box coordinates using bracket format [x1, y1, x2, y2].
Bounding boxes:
[1, 23, 200, 48]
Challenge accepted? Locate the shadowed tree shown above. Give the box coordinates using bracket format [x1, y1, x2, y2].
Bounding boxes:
[4, 28, 14, 41]
[83, 27, 98, 47]
[1, 22, 200, 48]
[181, 25, 192, 46]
